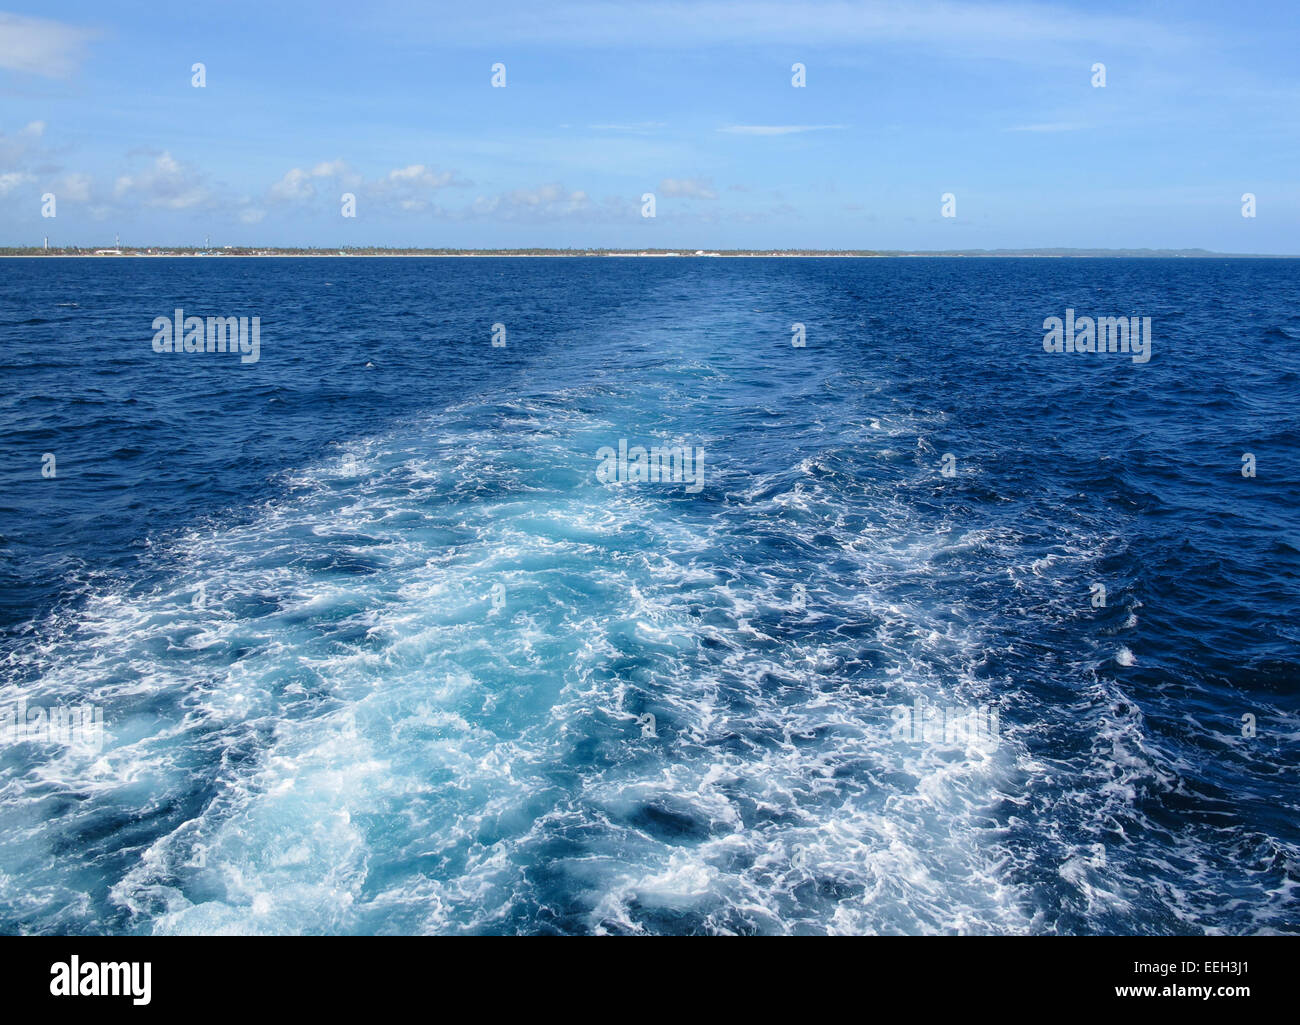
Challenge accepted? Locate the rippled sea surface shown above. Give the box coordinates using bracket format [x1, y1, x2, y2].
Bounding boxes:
[1, 256, 1296, 935]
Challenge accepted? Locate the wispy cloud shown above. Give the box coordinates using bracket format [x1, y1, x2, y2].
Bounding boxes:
[0, 121, 48, 166]
[267, 161, 360, 202]
[470, 182, 605, 220]
[369, 164, 471, 210]
[1005, 122, 1086, 132]
[0, 13, 97, 77]
[58, 171, 92, 202]
[0, 171, 33, 195]
[587, 122, 667, 133]
[114, 152, 211, 210]
[719, 124, 845, 135]
[658, 177, 718, 199]
[266, 161, 467, 214]
[268, 167, 320, 202]
[395, 1, 1192, 58]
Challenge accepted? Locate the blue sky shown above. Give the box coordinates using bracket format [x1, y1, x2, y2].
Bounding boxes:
[1, 0, 1297, 250]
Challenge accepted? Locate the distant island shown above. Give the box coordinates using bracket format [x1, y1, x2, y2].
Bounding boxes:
[2, 246, 1295, 258]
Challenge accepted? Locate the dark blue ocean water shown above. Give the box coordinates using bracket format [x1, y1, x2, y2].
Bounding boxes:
[0, 256, 1296, 935]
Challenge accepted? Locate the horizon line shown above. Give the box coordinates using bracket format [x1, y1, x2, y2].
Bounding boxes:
[4, 245, 1298, 259]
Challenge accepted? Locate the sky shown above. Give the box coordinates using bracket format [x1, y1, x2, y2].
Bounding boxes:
[1, 0, 1297, 250]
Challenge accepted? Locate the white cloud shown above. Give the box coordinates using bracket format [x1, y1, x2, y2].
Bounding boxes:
[269, 166, 317, 202]
[397, 2, 1190, 59]
[366, 164, 467, 211]
[508, 183, 568, 206]
[310, 160, 349, 178]
[114, 152, 210, 209]
[384, 164, 455, 188]
[587, 122, 667, 133]
[0, 13, 97, 77]
[0, 121, 49, 165]
[0, 171, 34, 195]
[268, 160, 362, 202]
[471, 183, 600, 220]
[658, 177, 718, 199]
[262, 161, 465, 214]
[1005, 122, 1086, 132]
[59, 172, 92, 201]
[719, 124, 845, 135]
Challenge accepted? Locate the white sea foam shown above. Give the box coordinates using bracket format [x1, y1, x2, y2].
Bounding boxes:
[5, 319, 1262, 936]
